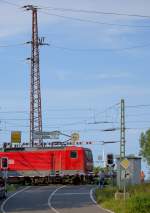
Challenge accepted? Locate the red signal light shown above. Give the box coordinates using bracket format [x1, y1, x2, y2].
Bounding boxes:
[1, 157, 8, 169]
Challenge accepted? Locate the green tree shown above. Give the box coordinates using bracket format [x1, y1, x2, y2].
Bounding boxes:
[140, 129, 150, 165]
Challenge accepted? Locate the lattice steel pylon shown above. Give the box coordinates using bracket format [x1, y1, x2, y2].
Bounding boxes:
[120, 99, 125, 159]
[24, 5, 48, 147]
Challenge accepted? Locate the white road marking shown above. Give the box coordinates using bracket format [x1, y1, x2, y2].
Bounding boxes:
[0, 186, 31, 213]
[90, 188, 115, 213]
[90, 188, 97, 204]
[48, 185, 66, 213]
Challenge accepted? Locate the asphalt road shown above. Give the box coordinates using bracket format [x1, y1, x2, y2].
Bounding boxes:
[0, 185, 111, 213]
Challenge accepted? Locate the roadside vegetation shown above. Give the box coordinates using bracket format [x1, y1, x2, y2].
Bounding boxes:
[6, 184, 22, 193]
[95, 183, 150, 213]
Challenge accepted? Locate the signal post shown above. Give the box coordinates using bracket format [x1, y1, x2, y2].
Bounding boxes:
[1, 157, 8, 198]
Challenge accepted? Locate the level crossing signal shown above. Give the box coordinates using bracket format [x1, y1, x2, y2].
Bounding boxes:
[1, 157, 8, 170]
[106, 154, 114, 165]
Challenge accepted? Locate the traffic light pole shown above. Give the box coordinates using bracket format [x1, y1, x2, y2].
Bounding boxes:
[4, 169, 7, 198]
[1, 157, 8, 198]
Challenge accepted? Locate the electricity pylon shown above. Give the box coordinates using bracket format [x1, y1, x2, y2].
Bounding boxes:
[24, 5, 48, 147]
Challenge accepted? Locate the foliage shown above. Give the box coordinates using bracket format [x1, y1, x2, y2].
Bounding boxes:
[7, 184, 21, 192]
[93, 166, 101, 175]
[95, 183, 150, 213]
[139, 129, 150, 165]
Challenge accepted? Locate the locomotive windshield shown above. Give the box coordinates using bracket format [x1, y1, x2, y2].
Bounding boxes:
[85, 149, 93, 161]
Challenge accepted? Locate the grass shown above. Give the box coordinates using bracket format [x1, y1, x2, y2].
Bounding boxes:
[6, 184, 22, 192]
[95, 183, 150, 213]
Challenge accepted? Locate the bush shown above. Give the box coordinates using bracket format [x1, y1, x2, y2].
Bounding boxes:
[7, 184, 21, 192]
[95, 184, 150, 213]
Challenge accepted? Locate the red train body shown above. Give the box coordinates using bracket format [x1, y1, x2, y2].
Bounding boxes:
[0, 146, 93, 184]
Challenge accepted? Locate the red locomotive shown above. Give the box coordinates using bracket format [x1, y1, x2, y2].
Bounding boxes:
[0, 145, 93, 184]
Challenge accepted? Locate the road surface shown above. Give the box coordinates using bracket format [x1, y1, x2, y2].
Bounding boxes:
[0, 185, 111, 213]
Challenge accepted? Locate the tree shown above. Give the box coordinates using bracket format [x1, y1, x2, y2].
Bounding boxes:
[139, 129, 150, 166]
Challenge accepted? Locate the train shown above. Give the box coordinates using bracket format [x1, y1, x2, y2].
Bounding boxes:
[0, 145, 94, 185]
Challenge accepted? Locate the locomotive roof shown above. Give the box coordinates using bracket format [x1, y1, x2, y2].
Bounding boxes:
[1, 145, 90, 153]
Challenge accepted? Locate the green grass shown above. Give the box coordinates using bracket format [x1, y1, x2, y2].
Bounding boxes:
[6, 184, 22, 192]
[95, 183, 150, 213]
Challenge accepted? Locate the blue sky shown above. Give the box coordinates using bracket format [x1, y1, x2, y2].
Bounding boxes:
[0, 0, 150, 177]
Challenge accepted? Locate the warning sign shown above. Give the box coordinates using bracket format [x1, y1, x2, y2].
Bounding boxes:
[120, 158, 129, 170]
[11, 131, 21, 143]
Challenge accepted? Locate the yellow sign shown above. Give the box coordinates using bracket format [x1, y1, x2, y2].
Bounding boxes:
[120, 159, 129, 170]
[11, 131, 21, 143]
[71, 133, 80, 144]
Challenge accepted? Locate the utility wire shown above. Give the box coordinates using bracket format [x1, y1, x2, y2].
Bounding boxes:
[95, 103, 120, 116]
[126, 113, 150, 117]
[42, 6, 150, 19]
[52, 43, 150, 52]
[2, 0, 150, 20]
[126, 104, 150, 108]
[2, 41, 150, 52]
[1, 0, 150, 29]
[40, 10, 150, 29]
[0, 111, 28, 114]
[0, 43, 26, 48]
[0, 0, 20, 7]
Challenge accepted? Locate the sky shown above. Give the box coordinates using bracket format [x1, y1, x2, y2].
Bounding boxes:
[0, 0, 150, 177]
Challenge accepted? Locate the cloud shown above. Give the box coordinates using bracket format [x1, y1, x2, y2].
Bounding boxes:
[0, 0, 150, 40]
[53, 70, 131, 81]
[42, 85, 150, 105]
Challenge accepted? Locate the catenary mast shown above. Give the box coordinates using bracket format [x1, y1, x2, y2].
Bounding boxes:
[24, 5, 48, 147]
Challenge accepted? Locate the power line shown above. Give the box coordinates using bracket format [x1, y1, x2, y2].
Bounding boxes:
[0, 0, 20, 7]
[47, 107, 93, 111]
[0, 43, 25, 48]
[52, 43, 150, 52]
[2, 0, 150, 20]
[126, 120, 150, 123]
[126, 104, 150, 108]
[126, 113, 150, 117]
[1, 41, 150, 52]
[95, 103, 120, 116]
[1, 0, 150, 29]
[40, 10, 150, 29]
[0, 110, 28, 114]
[42, 6, 150, 19]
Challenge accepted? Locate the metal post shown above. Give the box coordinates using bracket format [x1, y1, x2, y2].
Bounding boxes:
[119, 99, 126, 189]
[102, 142, 105, 167]
[24, 5, 49, 147]
[124, 170, 126, 200]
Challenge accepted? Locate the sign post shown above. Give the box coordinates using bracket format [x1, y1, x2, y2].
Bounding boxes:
[120, 159, 130, 200]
